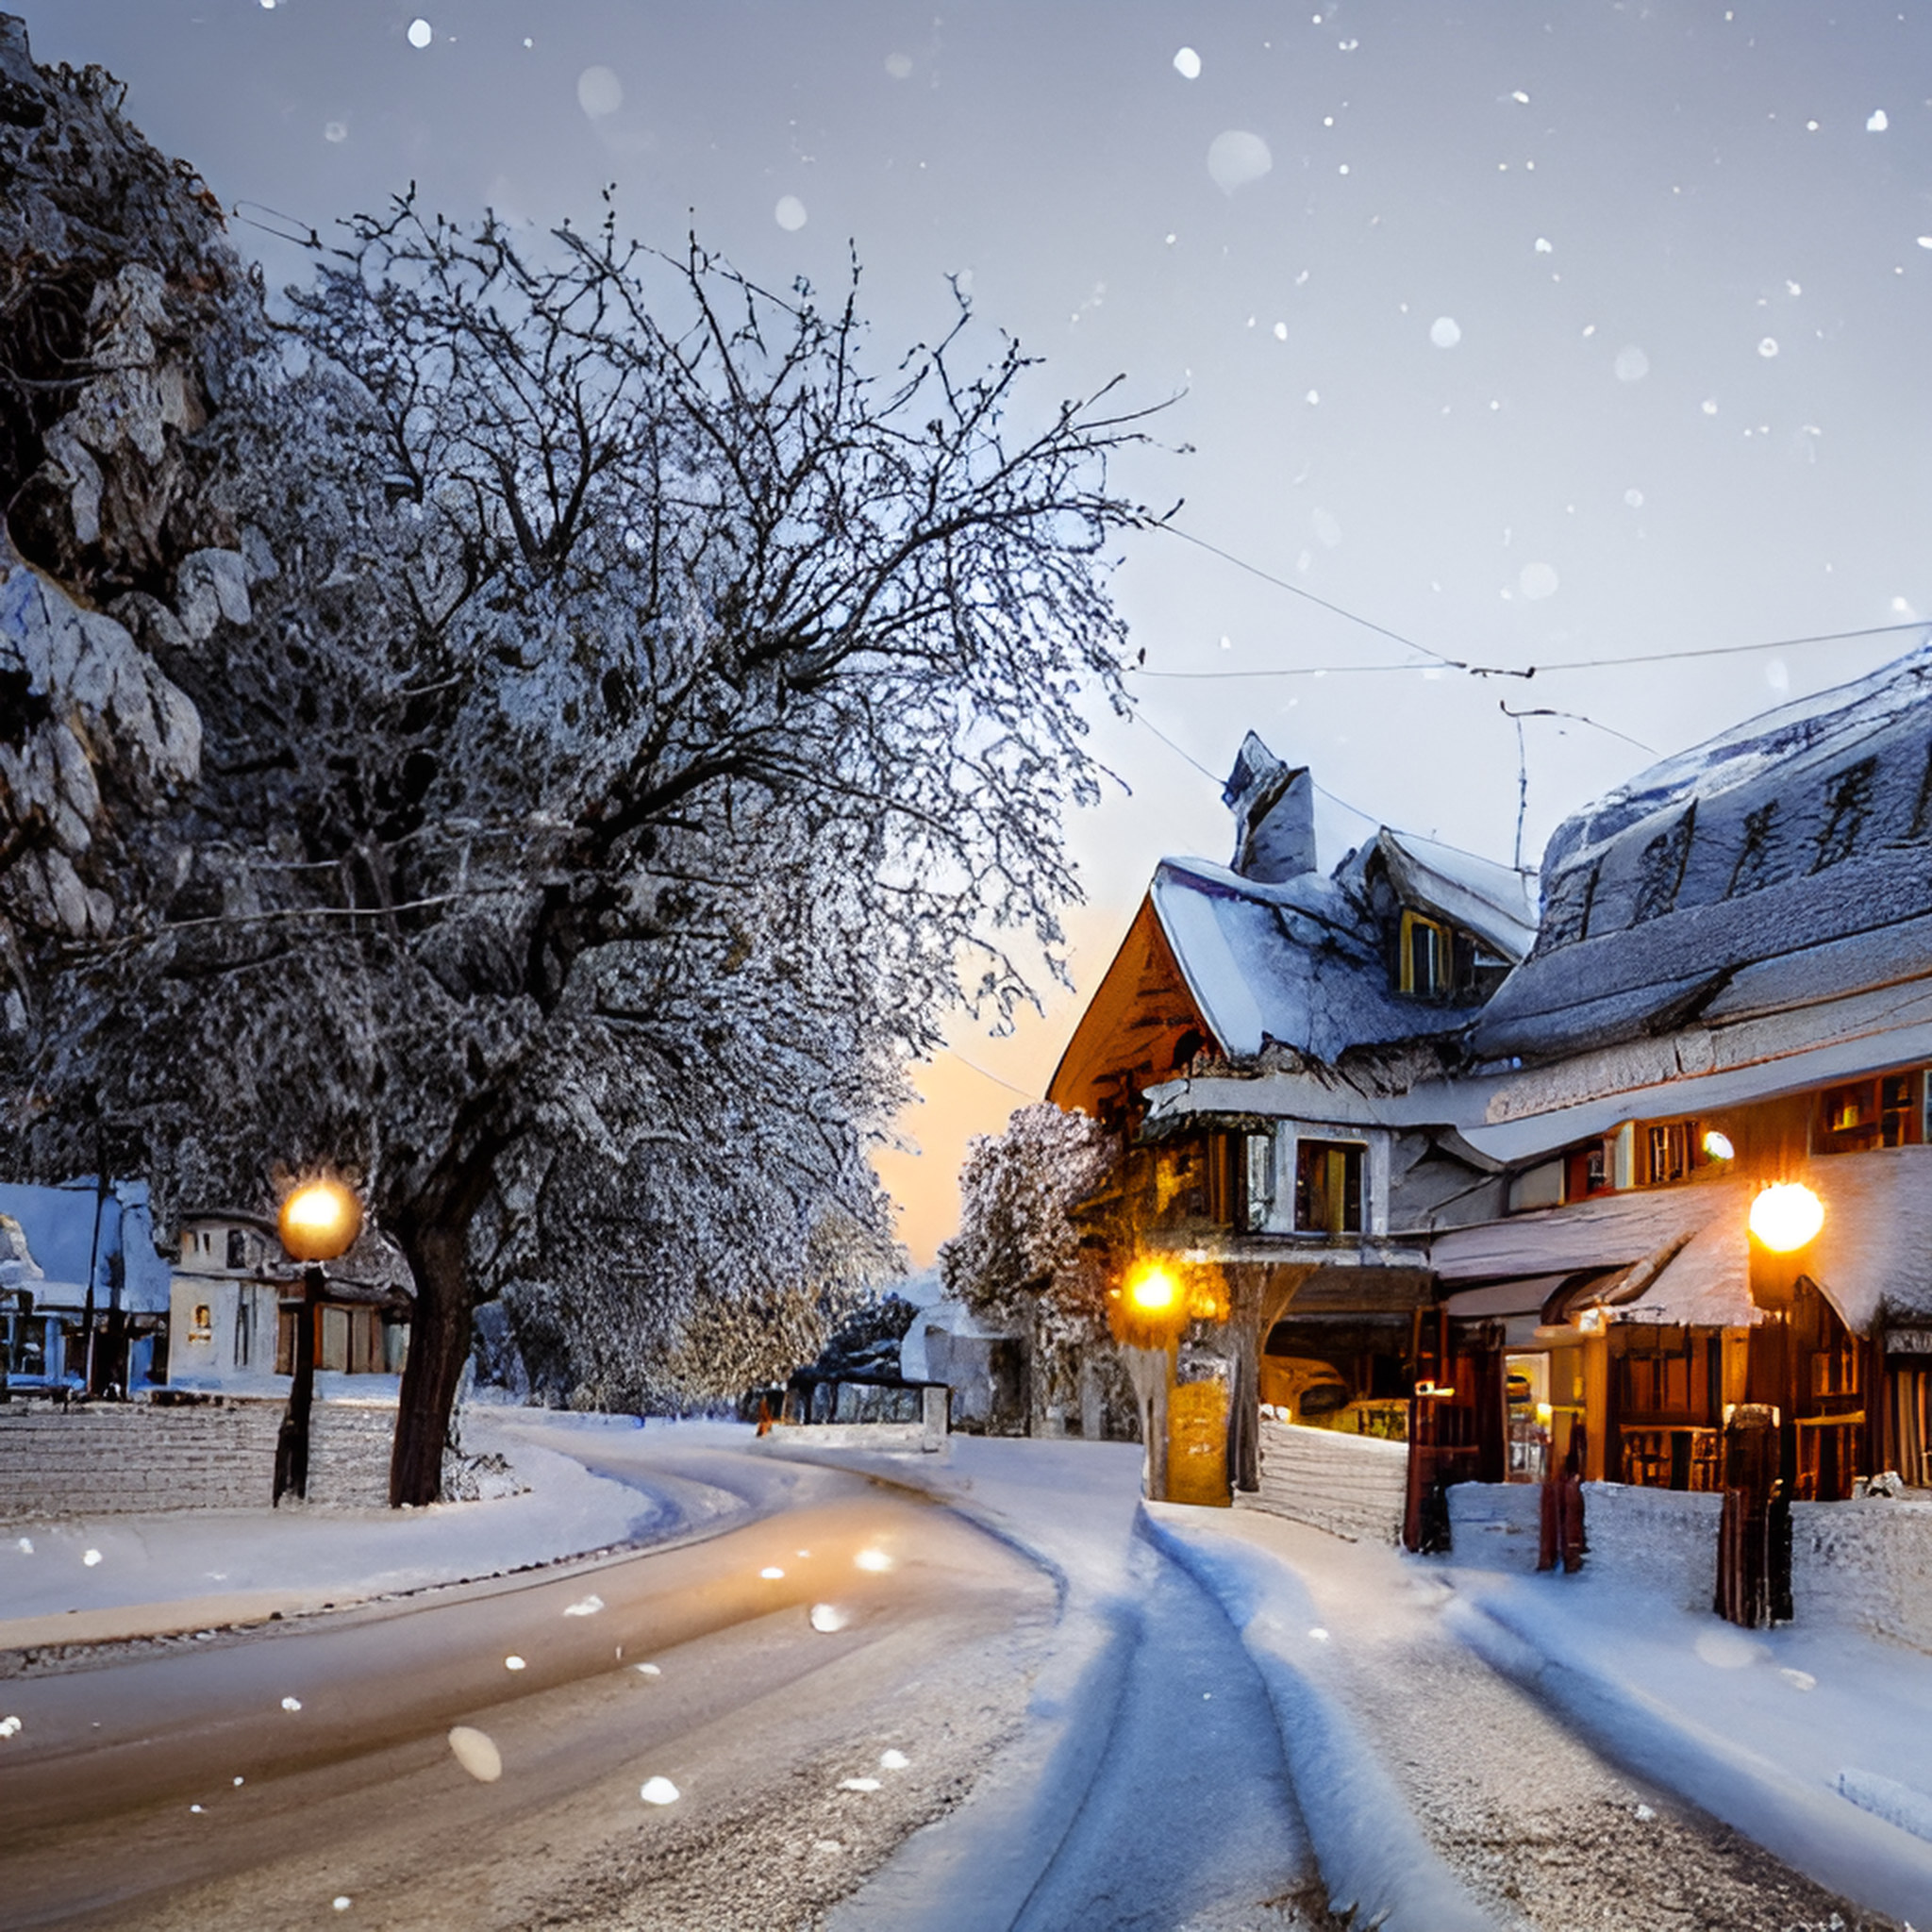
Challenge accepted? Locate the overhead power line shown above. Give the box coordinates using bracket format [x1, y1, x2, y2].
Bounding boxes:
[1148, 523, 1929, 681]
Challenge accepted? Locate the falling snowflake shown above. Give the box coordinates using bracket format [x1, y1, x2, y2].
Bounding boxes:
[1519, 563, 1559, 601]
[774, 196, 808, 232]
[82, 1548, 102, 1566]
[641, 1776, 680, 1805]
[325, 122, 348, 142]
[1868, 109, 1890, 132]
[1274, 322, 1288, 340]
[1207, 130, 1273, 195]
[577, 67, 624, 119]
[562, 1594, 605, 1617]
[332, 1899, 352, 1913]
[1534, 237, 1553, 254]
[1758, 338, 1779, 358]
[280, 1696, 303, 1712]
[880, 1748, 910, 1770]
[810, 1603, 850, 1631]
[884, 51, 913, 79]
[448, 1725, 504, 1782]
[1429, 316, 1461, 348]
[16, 1538, 30, 1554]
[1624, 488, 1644, 508]
[504, 1655, 526, 1671]
[407, 19, 431, 49]
[760, 1566, 785, 1579]
[1613, 345, 1649, 382]
[635, 1661, 663, 1675]
[1307, 1626, 1331, 1641]
[839, 1776, 883, 1791]
[0, 1715, 22, 1739]
[854, 1548, 893, 1573]
[1173, 46, 1201, 78]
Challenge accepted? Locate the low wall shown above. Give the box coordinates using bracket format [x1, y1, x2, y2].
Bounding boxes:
[1447, 1479, 1721, 1610]
[1445, 1480, 1541, 1567]
[1242, 1416, 1407, 1545]
[1790, 1497, 1932, 1656]
[0, 1396, 394, 1517]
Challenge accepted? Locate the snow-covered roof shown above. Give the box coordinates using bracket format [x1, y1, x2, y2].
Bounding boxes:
[1474, 640, 1932, 1062]
[1151, 855, 1470, 1062]
[1374, 831, 1539, 963]
[1148, 819, 1534, 1065]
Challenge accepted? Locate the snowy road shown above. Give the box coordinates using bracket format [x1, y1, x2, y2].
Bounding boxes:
[0, 1445, 1058, 1928]
[3, 1427, 1915, 1930]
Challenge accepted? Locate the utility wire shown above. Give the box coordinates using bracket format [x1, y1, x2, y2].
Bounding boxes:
[1149, 522, 1930, 681]
[943, 1048, 1039, 1101]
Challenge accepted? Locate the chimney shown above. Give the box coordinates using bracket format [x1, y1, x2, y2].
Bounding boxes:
[1223, 732, 1316, 882]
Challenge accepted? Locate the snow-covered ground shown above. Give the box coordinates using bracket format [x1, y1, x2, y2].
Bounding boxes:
[7, 1417, 1927, 1927]
[0, 1413, 743, 1646]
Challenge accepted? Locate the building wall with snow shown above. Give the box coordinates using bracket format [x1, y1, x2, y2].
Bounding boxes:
[0, 1396, 393, 1517]
[1243, 1414, 1407, 1544]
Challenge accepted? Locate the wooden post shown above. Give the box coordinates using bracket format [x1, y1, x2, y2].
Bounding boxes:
[1715, 1403, 1781, 1626]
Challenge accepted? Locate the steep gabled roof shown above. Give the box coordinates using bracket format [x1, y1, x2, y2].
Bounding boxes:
[1150, 855, 1469, 1060]
[1473, 640, 1932, 1062]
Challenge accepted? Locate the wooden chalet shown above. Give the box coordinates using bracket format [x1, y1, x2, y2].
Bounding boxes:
[1048, 642, 1932, 1625]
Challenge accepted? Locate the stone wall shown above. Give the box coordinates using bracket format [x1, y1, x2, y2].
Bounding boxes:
[1790, 1497, 1932, 1657]
[1241, 1416, 1407, 1544]
[0, 1396, 393, 1517]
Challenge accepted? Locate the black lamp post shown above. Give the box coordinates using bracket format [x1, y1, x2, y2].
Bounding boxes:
[273, 1177, 362, 1505]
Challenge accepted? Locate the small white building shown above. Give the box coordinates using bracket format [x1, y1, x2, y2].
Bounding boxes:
[169, 1209, 411, 1391]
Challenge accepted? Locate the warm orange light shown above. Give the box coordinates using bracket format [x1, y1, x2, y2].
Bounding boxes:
[1127, 1265, 1179, 1315]
[1749, 1181, 1823, 1254]
[278, 1178, 362, 1263]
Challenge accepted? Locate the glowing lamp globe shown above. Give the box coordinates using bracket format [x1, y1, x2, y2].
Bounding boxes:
[1127, 1265, 1179, 1315]
[1748, 1182, 1823, 1254]
[278, 1178, 362, 1263]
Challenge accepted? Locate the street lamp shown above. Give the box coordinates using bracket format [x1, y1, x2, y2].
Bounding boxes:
[1748, 1181, 1824, 1254]
[274, 1176, 362, 1505]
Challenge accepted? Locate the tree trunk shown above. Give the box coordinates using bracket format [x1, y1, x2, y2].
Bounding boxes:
[389, 1144, 500, 1507]
[390, 1212, 475, 1507]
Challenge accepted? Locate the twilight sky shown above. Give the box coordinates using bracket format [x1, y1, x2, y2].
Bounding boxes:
[35, 1, 1932, 1262]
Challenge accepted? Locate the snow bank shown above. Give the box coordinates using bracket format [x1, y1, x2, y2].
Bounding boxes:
[1445, 1570, 1932, 1924]
[1791, 1493, 1932, 1655]
[0, 1413, 684, 1631]
[1144, 1506, 1493, 1932]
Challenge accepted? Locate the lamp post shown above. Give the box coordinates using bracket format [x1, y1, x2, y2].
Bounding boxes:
[274, 1177, 362, 1506]
[1109, 1259, 1190, 1500]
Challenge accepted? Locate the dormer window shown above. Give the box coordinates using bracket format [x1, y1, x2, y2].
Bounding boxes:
[1399, 909, 1452, 998]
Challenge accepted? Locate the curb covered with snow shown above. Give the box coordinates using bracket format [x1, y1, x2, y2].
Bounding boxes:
[1444, 1576, 1932, 1926]
[1143, 1506, 1496, 1932]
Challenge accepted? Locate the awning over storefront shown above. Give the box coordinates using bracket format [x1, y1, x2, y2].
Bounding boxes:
[1446, 1228, 1758, 1340]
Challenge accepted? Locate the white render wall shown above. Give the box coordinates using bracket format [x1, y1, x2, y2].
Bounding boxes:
[1242, 1415, 1407, 1544]
[0, 1397, 392, 1517]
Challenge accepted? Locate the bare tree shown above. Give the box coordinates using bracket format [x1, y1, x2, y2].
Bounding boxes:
[13, 174, 1161, 1498]
[941, 1102, 1118, 1431]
